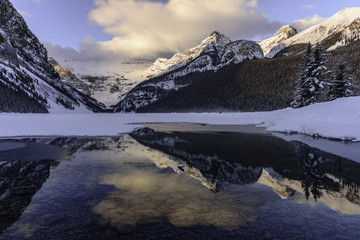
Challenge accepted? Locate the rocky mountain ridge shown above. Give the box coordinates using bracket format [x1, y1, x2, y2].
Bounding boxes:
[0, 0, 106, 113]
[48, 57, 92, 96]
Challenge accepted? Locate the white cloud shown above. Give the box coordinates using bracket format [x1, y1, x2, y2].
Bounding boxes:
[291, 14, 324, 32]
[19, 10, 33, 19]
[87, 0, 283, 58]
[300, 4, 315, 10]
[43, 40, 114, 62]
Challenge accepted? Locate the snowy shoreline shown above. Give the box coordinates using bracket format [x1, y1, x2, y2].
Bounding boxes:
[0, 97, 359, 142]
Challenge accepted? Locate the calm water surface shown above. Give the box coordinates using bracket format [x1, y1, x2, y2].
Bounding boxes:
[0, 124, 359, 240]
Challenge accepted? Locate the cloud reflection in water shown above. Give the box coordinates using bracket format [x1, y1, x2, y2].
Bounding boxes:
[93, 167, 265, 229]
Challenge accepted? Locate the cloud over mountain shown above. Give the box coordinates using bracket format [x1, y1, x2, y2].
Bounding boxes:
[87, 0, 283, 58]
[291, 14, 324, 32]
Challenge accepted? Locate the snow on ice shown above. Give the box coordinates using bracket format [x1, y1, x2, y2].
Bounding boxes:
[0, 97, 360, 142]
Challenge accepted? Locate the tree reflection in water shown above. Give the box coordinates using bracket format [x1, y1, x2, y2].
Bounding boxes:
[295, 146, 325, 201]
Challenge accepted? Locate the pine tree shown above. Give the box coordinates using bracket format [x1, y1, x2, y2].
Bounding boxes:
[292, 43, 312, 108]
[327, 58, 359, 101]
[291, 43, 327, 108]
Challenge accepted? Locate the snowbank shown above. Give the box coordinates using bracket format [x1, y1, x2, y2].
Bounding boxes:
[0, 97, 359, 141]
[263, 97, 360, 141]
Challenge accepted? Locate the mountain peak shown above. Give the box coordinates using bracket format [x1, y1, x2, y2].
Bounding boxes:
[198, 31, 231, 49]
[326, 7, 360, 27]
[208, 31, 227, 40]
[276, 25, 297, 38]
[258, 25, 297, 56]
[210, 30, 222, 36]
[207, 31, 228, 43]
[145, 32, 232, 78]
[335, 7, 360, 16]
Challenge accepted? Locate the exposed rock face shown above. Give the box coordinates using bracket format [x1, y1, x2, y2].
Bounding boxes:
[330, 17, 360, 49]
[48, 57, 92, 96]
[0, 0, 106, 113]
[115, 32, 263, 112]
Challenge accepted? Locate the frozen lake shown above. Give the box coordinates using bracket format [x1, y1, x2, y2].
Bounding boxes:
[0, 124, 359, 239]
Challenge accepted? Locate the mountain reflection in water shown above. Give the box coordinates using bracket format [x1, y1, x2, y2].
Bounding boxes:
[0, 159, 56, 234]
[131, 128, 360, 204]
[0, 126, 359, 240]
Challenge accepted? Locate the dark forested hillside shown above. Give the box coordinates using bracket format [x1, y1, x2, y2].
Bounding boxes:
[0, 80, 48, 113]
[139, 57, 299, 112]
[327, 40, 360, 79]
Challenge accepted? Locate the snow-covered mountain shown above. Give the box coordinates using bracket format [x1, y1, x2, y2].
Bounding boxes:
[145, 31, 232, 78]
[0, 0, 106, 113]
[115, 32, 263, 112]
[50, 58, 151, 107]
[258, 25, 297, 56]
[266, 8, 360, 57]
[144, 31, 264, 79]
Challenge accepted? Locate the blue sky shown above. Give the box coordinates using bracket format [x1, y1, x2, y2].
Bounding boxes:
[10, 0, 360, 60]
[12, 0, 109, 49]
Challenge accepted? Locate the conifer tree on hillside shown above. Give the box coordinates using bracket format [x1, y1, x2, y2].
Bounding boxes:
[291, 43, 327, 108]
[327, 58, 359, 101]
[292, 43, 312, 108]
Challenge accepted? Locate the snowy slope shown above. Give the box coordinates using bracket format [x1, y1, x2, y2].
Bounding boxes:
[267, 8, 360, 57]
[1, 96, 360, 143]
